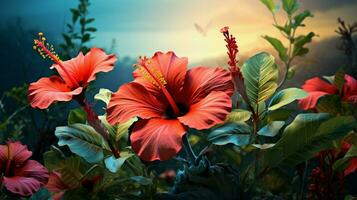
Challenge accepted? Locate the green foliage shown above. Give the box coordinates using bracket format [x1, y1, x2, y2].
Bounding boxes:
[55, 123, 110, 163]
[261, 0, 316, 87]
[226, 109, 252, 123]
[94, 88, 113, 106]
[260, 0, 276, 13]
[60, 0, 96, 59]
[268, 87, 307, 110]
[208, 123, 251, 146]
[262, 114, 356, 168]
[258, 121, 285, 137]
[68, 108, 87, 124]
[104, 151, 134, 173]
[333, 144, 357, 172]
[242, 52, 278, 109]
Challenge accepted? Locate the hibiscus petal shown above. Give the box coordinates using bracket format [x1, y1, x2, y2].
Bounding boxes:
[84, 47, 117, 83]
[3, 176, 42, 196]
[178, 91, 232, 130]
[298, 91, 329, 110]
[344, 157, 357, 176]
[133, 51, 188, 99]
[52, 48, 117, 87]
[7, 141, 32, 165]
[106, 82, 166, 125]
[45, 171, 68, 192]
[343, 74, 357, 103]
[28, 76, 83, 109]
[181, 66, 234, 104]
[131, 118, 186, 161]
[14, 160, 49, 185]
[0, 144, 7, 171]
[301, 77, 337, 93]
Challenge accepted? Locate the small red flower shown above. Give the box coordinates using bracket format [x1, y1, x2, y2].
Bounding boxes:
[0, 141, 49, 196]
[299, 74, 357, 110]
[28, 33, 117, 109]
[107, 51, 233, 161]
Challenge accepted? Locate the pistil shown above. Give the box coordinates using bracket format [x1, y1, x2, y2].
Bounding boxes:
[34, 33, 79, 88]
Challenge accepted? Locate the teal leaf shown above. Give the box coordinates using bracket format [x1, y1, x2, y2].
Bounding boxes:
[104, 152, 134, 173]
[258, 121, 285, 137]
[55, 124, 109, 163]
[208, 123, 251, 146]
[268, 88, 307, 110]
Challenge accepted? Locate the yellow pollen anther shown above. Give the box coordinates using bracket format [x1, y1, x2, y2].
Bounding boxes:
[38, 32, 43, 36]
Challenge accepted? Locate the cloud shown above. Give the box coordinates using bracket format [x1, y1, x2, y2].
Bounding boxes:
[300, 0, 357, 11]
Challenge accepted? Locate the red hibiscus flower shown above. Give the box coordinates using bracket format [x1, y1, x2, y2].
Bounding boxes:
[28, 33, 117, 109]
[0, 141, 49, 196]
[299, 74, 357, 110]
[45, 171, 69, 200]
[106, 51, 233, 161]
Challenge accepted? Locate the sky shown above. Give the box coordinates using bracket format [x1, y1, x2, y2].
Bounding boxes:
[1, 0, 357, 62]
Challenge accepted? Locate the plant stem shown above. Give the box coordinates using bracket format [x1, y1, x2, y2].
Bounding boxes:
[299, 160, 309, 200]
[182, 133, 197, 165]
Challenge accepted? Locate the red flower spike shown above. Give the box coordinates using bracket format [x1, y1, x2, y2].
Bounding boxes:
[29, 32, 117, 109]
[107, 51, 233, 161]
[299, 74, 357, 110]
[0, 141, 49, 196]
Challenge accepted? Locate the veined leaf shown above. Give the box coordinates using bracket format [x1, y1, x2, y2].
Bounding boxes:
[268, 88, 307, 110]
[58, 156, 83, 188]
[208, 122, 251, 146]
[258, 121, 285, 137]
[242, 52, 278, 110]
[263, 36, 288, 62]
[260, 0, 276, 13]
[262, 114, 356, 168]
[104, 151, 134, 173]
[226, 109, 252, 123]
[55, 123, 109, 163]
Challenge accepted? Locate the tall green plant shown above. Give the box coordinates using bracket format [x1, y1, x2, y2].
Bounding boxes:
[261, 0, 316, 88]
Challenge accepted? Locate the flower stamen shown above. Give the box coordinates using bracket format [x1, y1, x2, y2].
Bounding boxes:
[33, 32, 79, 88]
[134, 56, 180, 116]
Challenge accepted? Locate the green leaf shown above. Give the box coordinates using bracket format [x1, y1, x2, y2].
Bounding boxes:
[94, 88, 113, 106]
[260, 0, 276, 13]
[44, 146, 66, 171]
[274, 24, 291, 36]
[58, 156, 83, 188]
[316, 95, 342, 115]
[267, 108, 294, 122]
[55, 124, 109, 163]
[86, 18, 95, 24]
[225, 109, 252, 123]
[263, 114, 356, 168]
[333, 69, 346, 91]
[115, 118, 137, 141]
[208, 123, 251, 146]
[268, 88, 307, 110]
[258, 121, 285, 137]
[282, 0, 299, 15]
[62, 33, 73, 47]
[263, 36, 288, 62]
[86, 27, 97, 32]
[242, 52, 279, 110]
[70, 9, 80, 23]
[293, 32, 315, 57]
[293, 10, 313, 28]
[252, 143, 275, 149]
[68, 108, 87, 124]
[104, 151, 134, 173]
[81, 33, 91, 43]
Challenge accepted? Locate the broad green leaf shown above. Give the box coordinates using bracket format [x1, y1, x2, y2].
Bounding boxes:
[44, 147, 66, 171]
[260, 0, 276, 13]
[282, 0, 299, 15]
[94, 88, 113, 106]
[333, 69, 346, 91]
[258, 121, 285, 137]
[268, 88, 307, 110]
[55, 123, 109, 163]
[263, 114, 356, 168]
[99, 115, 137, 142]
[208, 123, 251, 146]
[293, 32, 315, 57]
[252, 143, 275, 149]
[58, 156, 83, 188]
[267, 108, 294, 122]
[104, 151, 134, 173]
[68, 108, 87, 124]
[242, 52, 278, 109]
[316, 95, 342, 115]
[293, 10, 313, 28]
[226, 109, 252, 122]
[263, 36, 288, 62]
[274, 24, 291, 36]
